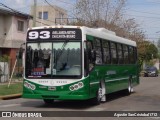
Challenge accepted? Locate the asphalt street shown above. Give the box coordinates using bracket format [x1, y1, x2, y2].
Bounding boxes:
[0, 76, 160, 120]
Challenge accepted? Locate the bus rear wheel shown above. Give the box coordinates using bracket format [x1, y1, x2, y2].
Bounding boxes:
[125, 79, 133, 95]
[43, 99, 54, 104]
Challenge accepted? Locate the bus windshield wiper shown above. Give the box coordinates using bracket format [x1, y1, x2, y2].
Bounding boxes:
[55, 40, 69, 66]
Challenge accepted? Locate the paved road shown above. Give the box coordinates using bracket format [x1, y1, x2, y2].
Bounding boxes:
[0, 76, 160, 120]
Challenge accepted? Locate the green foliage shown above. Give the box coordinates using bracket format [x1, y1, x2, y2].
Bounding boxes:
[0, 55, 9, 62]
[0, 83, 22, 96]
[138, 41, 158, 62]
[137, 41, 158, 71]
[157, 39, 160, 48]
[144, 43, 158, 61]
[146, 60, 154, 66]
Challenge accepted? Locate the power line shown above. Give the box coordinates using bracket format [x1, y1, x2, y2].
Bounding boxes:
[53, 0, 74, 6]
[124, 13, 160, 19]
[0, 3, 21, 14]
[44, 0, 73, 18]
[36, 20, 50, 26]
[127, 9, 160, 16]
[127, 1, 160, 6]
[44, 0, 67, 12]
[0, 2, 30, 17]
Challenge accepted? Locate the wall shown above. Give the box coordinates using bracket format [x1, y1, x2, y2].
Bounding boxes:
[30, 5, 67, 27]
[0, 15, 5, 46]
[11, 16, 28, 47]
[1, 15, 28, 48]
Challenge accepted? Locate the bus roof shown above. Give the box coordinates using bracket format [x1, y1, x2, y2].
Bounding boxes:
[81, 26, 136, 47]
[29, 25, 136, 47]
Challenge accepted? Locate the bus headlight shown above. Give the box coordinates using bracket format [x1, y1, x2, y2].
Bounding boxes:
[24, 81, 36, 90]
[69, 82, 84, 91]
[78, 82, 84, 88]
[69, 85, 75, 91]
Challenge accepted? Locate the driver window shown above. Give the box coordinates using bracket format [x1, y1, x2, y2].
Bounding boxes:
[86, 41, 94, 71]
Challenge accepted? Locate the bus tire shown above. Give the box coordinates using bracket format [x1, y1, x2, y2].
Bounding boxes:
[43, 99, 54, 104]
[91, 87, 102, 105]
[125, 78, 133, 95]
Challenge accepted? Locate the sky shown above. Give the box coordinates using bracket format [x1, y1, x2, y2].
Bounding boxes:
[0, 0, 160, 45]
[125, 0, 160, 45]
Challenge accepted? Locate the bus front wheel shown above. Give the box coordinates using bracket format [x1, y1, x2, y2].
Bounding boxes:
[91, 87, 102, 105]
[43, 99, 54, 104]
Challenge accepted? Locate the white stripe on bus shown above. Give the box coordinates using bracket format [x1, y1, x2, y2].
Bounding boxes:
[105, 77, 129, 82]
[90, 76, 137, 85]
[90, 82, 99, 85]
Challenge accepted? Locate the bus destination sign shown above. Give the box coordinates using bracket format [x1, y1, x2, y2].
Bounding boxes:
[27, 28, 82, 41]
[52, 31, 76, 39]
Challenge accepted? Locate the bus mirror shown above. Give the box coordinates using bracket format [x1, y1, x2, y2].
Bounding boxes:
[91, 50, 96, 63]
[18, 47, 23, 59]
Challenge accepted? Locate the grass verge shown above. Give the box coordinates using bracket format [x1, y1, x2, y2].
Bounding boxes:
[0, 82, 23, 96]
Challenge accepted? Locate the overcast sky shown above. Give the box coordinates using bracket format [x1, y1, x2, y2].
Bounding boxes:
[0, 0, 160, 44]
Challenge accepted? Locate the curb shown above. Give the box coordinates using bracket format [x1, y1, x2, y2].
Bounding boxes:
[0, 93, 22, 100]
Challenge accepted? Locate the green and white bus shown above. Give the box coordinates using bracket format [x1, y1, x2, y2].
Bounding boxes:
[22, 25, 139, 105]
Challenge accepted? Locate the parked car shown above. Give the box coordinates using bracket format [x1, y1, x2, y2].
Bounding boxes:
[144, 66, 158, 77]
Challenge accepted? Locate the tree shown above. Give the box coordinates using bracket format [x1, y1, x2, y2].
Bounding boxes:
[138, 41, 158, 62]
[73, 0, 145, 41]
[156, 38, 160, 69]
[74, 0, 127, 27]
[157, 39, 160, 49]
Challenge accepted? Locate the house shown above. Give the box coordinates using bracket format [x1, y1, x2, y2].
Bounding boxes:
[0, 7, 32, 75]
[30, 5, 68, 26]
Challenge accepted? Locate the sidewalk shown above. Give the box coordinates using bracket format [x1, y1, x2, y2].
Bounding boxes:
[0, 93, 22, 100]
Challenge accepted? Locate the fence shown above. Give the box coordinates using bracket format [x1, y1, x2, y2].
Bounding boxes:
[0, 62, 9, 82]
[0, 57, 23, 83]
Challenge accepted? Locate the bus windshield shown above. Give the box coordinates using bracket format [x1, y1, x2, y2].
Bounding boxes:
[25, 41, 81, 79]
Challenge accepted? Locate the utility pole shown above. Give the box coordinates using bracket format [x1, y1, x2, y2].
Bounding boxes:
[33, 0, 37, 27]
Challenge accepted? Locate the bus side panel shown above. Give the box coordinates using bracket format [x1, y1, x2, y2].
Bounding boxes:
[104, 65, 139, 94]
[88, 64, 139, 97]
[104, 65, 127, 94]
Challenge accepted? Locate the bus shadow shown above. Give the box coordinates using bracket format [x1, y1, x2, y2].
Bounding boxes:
[43, 100, 95, 110]
[21, 99, 94, 110]
[105, 90, 136, 102]
[21, 90, 136, 110]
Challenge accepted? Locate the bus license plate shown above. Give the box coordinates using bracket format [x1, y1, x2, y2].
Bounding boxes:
[48, 86, 56, 91]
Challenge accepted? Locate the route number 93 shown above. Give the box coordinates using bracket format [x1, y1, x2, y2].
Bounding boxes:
[28, 31, 50, 39]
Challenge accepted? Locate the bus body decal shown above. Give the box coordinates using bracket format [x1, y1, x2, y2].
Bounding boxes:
[105, 77, 129, 82]
[90, 81, 100, 85]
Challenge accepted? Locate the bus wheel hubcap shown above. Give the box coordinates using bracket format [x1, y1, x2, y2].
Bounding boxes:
[98, 88, 102, 100]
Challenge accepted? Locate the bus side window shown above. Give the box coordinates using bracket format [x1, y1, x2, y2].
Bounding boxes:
[86, 41, 95, 71]
[102, 40, 111, 64]
[134, 47, 138, 63]
[110, 42, 118, 64]
[87, 42, 92, 60]
[129, 46, 135, 64]
[93, 39, 103, 65]
[123, 45, 129, 64]
[117, 44, 123, 64]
